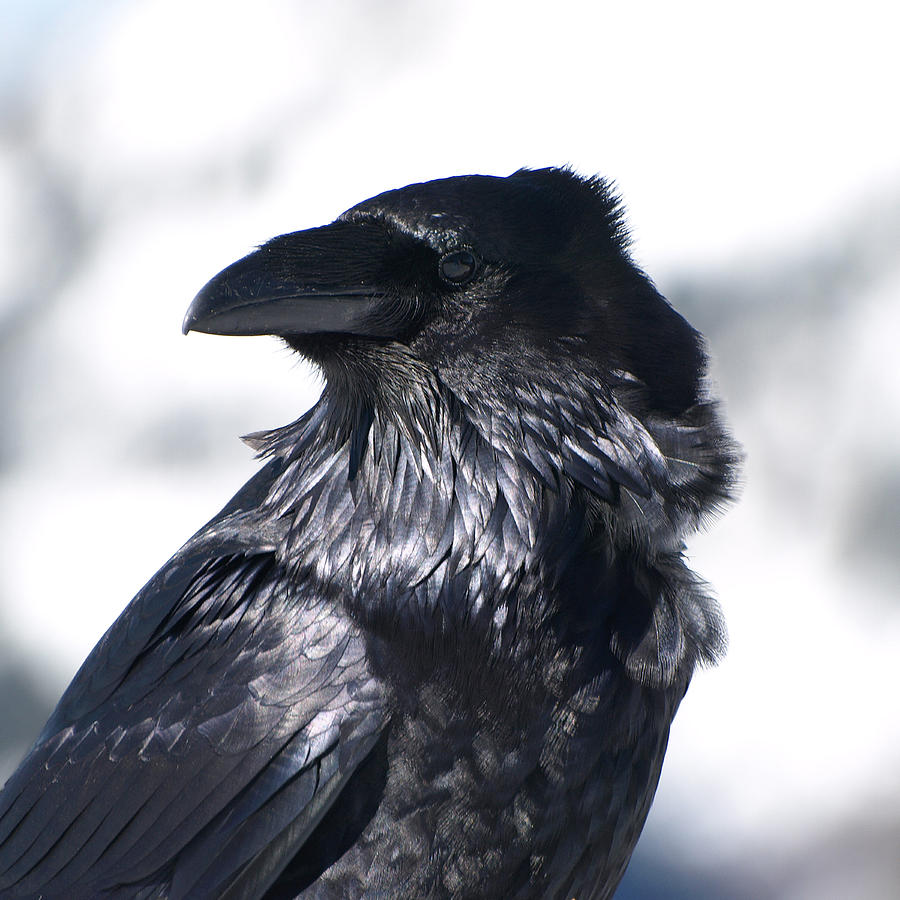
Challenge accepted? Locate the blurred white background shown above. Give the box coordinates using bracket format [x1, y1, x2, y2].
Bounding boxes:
[1, 2, 898, 897]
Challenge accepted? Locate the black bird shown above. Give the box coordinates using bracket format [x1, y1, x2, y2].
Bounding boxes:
[0, 168, 737, 899]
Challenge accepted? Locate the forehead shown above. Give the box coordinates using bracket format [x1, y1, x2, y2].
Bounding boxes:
[341, 173, 575, 256]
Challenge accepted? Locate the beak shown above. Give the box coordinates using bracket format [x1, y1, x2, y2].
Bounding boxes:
[183, 220, 400, 338]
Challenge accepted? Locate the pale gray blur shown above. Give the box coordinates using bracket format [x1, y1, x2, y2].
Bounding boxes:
[1, 2, 898, 898]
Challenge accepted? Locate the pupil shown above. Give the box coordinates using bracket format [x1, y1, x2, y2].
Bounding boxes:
[441, 250, 476, 283]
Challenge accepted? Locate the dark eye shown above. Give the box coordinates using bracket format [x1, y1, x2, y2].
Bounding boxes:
[439, 249, 479, 285]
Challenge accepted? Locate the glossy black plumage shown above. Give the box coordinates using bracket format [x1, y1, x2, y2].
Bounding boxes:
[0, 168, 737, 899]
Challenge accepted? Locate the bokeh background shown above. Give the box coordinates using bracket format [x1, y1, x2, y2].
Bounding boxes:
[1, 2, 898, 897]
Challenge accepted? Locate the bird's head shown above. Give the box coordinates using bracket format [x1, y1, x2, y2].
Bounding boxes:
[184, 168, 705, 422]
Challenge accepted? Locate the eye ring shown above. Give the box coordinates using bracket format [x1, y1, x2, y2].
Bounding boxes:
[439, 248, 479, 285]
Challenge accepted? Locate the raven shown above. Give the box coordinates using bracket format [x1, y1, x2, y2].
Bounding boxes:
[0, 168, 737, 899]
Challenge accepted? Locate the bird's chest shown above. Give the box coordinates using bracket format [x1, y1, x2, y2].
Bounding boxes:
[287, 425, 678, 897]
[316, 627, 679, 900]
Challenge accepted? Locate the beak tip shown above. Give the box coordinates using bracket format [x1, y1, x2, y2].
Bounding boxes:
[181, 308, 197, 336]
[182, 291, 209, 335]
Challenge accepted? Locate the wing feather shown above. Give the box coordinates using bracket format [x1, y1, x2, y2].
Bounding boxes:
[0, 510, 387, 899]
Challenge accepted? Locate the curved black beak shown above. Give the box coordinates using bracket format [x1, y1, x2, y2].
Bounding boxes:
[183, 221, 399, 338]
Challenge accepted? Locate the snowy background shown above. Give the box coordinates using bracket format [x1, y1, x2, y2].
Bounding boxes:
[1, 2, 898, 897]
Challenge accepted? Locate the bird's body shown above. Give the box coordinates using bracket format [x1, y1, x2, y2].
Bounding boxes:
[0, 168, 737, 899]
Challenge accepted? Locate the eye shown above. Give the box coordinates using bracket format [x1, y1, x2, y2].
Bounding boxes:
[439, 249, 479, 285]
